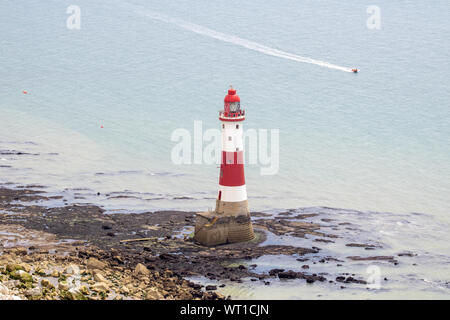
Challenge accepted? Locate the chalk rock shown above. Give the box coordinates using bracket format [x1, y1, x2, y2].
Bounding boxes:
[145, 288, 164, 300]
[134, 263, 150, 277]
[91, 282, 109, 293]
[86, 258, 106, 270]
[93, 272, 107, 283]
[0, 284, 10, 295]
[65, 287, 88, 300]
[6, 264, 22, 272]
[41, 279, 53, 288]
[25, 287, 41, 299]
[65, 264, 80, 275]
[19, 263, 32, 273]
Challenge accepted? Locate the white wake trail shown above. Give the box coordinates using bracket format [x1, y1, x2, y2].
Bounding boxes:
[125, 3, 353, 73]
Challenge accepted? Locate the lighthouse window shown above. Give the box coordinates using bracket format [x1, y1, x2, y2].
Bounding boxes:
[229, 102, 240, 112]
[222, 124, 225, 129]
[236, 124, 239, 129]
[228, 136, 232, 141]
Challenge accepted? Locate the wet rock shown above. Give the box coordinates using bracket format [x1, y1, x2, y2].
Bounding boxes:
[205, 285, 217, 291]
[347, 256, 396, 263]
[336, 276, 366, 284]
[268, 268, 285, 276]
[314, 239, 334, 243]
[188, 282, 202, 290]
[398, 252, 416, 257]
[346, 243, 381, 249]
[278, 270, 298, 279]
[159, 253, 177, 261]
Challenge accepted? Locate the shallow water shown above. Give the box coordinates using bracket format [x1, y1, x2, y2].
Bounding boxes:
[1, 0, 449, 216]
[189, 208, 450, 299]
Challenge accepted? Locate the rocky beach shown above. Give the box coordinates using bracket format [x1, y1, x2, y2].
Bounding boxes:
[0, 184, 422, 300]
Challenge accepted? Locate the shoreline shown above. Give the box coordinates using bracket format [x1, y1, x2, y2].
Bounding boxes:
[0, 184, 419, 300]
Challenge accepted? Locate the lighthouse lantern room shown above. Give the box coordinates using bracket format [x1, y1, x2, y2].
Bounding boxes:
[194, 87, 255, 246]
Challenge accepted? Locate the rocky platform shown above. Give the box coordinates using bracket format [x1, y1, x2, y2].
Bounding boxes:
[0, 186, 409, 300]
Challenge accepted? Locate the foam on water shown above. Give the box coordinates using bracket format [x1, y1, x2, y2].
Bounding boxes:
[123, 2, 353, 72]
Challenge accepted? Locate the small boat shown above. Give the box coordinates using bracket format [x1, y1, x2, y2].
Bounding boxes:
[352, 68, 359, 73]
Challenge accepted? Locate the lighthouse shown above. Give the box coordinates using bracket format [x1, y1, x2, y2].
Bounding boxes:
[194, 86, 255, 246]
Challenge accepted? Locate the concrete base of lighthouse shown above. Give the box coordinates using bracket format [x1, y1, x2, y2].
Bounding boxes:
[193, 200, 254, 246]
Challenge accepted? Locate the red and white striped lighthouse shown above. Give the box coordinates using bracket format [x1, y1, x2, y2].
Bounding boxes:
[218, 86, 247, 203]
[194, 86, 254, 246]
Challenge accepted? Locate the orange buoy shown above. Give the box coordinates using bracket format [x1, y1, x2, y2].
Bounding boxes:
[23, 90, 28, 94]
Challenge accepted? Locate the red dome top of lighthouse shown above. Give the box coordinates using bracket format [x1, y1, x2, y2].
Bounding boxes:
[220, 86, 245, 122]
[224, 87, 240, 103]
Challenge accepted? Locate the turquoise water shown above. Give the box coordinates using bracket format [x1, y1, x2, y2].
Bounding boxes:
[1, 0, 449, 216]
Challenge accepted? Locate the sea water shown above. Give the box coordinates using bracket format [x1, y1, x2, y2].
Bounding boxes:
[1, 0, 449, 299]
